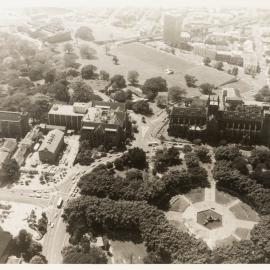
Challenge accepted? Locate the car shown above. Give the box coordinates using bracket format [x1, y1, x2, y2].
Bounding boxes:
[54, 213, 58, 219]
[50, 223, 54, 228]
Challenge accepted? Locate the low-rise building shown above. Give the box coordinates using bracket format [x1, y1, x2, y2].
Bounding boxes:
[48, 101, 128, 148]
[48, 104, 86, 130]
[0, 231, 12, 263]
[0, 111, 29, 139]
[38, 129, 65, 163]
[81, 101, 127, 148]
[0, 138, 17, 182]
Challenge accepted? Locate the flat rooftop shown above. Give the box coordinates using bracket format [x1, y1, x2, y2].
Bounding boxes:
[83, 107, 124, 126]
[0, 111, 23, 122]
[48, 104, 85, 117]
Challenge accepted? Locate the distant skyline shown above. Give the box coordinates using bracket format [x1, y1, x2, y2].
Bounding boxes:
[2, 0, 270, 8]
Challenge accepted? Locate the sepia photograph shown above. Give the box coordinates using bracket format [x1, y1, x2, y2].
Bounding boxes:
[0, 0, 270, 267]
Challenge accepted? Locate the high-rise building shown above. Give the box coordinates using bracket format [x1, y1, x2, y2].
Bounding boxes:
[163, 13, 184, 47]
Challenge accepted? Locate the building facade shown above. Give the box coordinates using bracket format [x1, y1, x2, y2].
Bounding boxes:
[0, 111, 29, 139]
[38, 129, 65, 163]
[168, 96, 270, 146]
[48, 101, 128, 148]
[48, 103, 85, 130]
[163, 13, 184, 47]
[0, 231, 12, 263]
[81, 101, 128, 148]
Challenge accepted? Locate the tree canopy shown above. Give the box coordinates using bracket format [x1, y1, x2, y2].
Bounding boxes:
[142, 77, 168, 100]
[75, 26, 94, 41]
[71, 80, 93, 103]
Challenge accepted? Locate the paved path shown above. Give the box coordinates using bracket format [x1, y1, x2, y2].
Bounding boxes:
[167, 148, 259, 249]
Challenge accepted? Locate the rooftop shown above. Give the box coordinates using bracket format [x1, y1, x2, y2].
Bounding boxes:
[48, 104, 85, 117]
[171, 106, 206, 117]
[0, 231, 12, 259]
[1, 138, 17, 154]
[0, 111, 24, 122]
[83, 107, 126, 126]
[39, 129, 64, 154]
[0, 151, 10, 167]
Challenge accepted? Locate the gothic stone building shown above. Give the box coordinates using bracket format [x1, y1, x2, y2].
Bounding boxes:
[168, 96, 270, 146]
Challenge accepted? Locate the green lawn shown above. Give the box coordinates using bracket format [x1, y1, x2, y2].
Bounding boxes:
[185, 188, 205, 203]
[170, 196, 190, 212]
[215, 235, 238, 248]
[110, 240, 147, 264]
[215, 190, 236, 205]
[235, 227, 250, 240]
[230, 202, 260, 222]
[75, 41, 252, 98]
[89, 42, 246, 97]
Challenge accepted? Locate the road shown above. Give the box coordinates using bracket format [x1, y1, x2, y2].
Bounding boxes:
[41, 106, 169, 264]
[41, 153, 123, 263]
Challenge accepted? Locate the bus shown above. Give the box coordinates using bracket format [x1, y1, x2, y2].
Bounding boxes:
[57, 197, 63, 209]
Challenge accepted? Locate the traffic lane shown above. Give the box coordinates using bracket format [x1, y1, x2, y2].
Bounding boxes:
[0, 190, 49, 208]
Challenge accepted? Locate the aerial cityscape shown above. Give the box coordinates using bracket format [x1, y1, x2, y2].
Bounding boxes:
[1, 1, 270, 265]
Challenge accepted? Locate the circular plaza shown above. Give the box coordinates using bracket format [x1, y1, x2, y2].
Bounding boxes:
[166, 188, 260, 249]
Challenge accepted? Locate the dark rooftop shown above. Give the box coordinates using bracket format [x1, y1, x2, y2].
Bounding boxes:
[0, 111, 23, 122]
[0, 231, 12, 259]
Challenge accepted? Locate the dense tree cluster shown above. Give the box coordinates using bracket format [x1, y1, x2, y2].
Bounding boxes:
[254, 85, 270, 102]
[62, 241, 107, 264]
[142, 77, 168, 100]
[71, 80, 93, 103]
[110, 74, 126, 90]
[199, 83, 215, 95]
[81, 64, 98, 80]
[78, 165, 161, 202]
[213, 160, 270, 215]
[130, 100, 153, 115]
[249, 147, 270, 185]
[99, 70, 110, 81]
[75, 26, 94, 41]
[184, 152, 200, 168]
[114, 147, 148, 170]
[184, 74, 197, 87]
[127, 70, 139, 85]
[29, 255, 48, 264]
[62, 196, 210, 263]
[154, 147, 181, 173]
[1, 159, 20, 184]
[78, 162, 208, 207]
[214, 145, 241, 161]
[13, 229, 45, 262]
[49, 79, 70, 102]
[203, 57, 211, 66]
[194, 146, 211, 163]
[168, 86, 186, 104]
[214, 61, 224, 71]
[80, 45, 97, 60]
